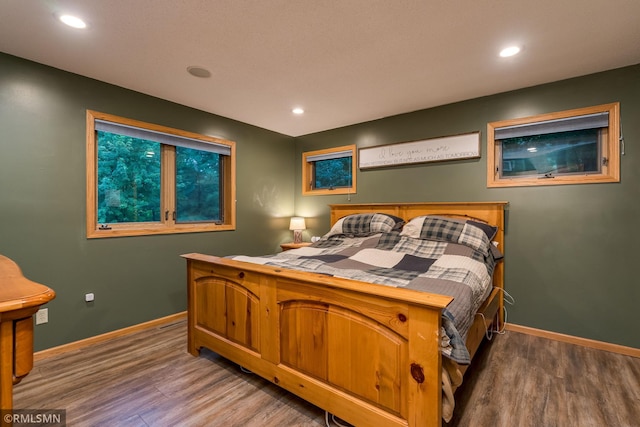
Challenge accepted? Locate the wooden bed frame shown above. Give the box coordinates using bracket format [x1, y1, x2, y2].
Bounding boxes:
[182, 202, 507, 427]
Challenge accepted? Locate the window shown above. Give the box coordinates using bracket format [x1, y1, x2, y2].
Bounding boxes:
[487, 103, 620, 187]
[302, 145, 356, 196]
[86, 110, 236, 238]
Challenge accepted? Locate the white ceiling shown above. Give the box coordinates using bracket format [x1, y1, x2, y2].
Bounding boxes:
[1, 1, 639, 137]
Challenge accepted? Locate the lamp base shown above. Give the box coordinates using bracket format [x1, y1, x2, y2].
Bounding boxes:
[293, 230, 303, 244]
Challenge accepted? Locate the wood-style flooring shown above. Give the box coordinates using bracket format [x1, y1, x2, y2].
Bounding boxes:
[14, 320, 640, 426]
[449, 331, 640, 427]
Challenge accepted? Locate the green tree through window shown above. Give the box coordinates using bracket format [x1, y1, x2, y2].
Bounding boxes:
[176, 147, 222, 223]
[302, 145, 356, 196]
[87, 110, 236, 238]
[314, 157, 352, 189]
[97, 132, 161, 223]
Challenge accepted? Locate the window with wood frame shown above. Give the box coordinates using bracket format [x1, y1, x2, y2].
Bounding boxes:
[86, 110, 236, 238]
[302, 145, 356, 196]
[487, 103, 620, 187]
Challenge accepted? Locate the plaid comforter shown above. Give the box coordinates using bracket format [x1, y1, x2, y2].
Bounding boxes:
[232, 225, 499, 364]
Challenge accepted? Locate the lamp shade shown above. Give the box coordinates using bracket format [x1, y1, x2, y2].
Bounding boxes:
[289, 217, 306, 231]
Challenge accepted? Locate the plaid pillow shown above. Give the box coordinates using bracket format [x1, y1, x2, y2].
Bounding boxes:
[400, 215, 495, 255]
[324, 213, 404, 238]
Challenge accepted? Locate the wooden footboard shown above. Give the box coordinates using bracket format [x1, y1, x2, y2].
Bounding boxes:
[183, 201, 506, 426]
[184, 253, 454, 427]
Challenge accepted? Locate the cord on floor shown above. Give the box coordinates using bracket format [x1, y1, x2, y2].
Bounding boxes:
[325, 411, 351, 427]
[476, 286, 515, 340]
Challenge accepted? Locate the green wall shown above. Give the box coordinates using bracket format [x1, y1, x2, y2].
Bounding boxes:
[2, 51, 638, 352]
[0, 53, 296, 351]
[294, 64, 640, 349]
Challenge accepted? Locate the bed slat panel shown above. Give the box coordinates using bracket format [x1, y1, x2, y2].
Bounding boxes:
[194, 276, 261, 353]
[279, 299, 406, 415]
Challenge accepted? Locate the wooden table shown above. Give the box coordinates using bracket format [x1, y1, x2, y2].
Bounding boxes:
[279, 242, 312, 251]
[0, 255, 55, 412]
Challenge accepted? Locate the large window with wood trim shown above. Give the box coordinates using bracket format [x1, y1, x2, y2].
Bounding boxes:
[302, 145, 356, 196]
[86, 110, 236, 238]
[487, 103, 620, 187]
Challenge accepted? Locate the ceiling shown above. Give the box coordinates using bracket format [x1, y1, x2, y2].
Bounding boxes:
[1, 1, 639, 137]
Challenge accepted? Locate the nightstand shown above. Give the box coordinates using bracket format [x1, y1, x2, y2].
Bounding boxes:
[280, 242, 312, 251]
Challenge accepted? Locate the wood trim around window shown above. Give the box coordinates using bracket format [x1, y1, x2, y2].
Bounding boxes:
[487, 103, 620, 188]
[86, 110, 236, 238]
[302, 144, 357, 196]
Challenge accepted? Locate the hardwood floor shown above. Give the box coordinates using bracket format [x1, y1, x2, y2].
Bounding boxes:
[449, 331, 640, 427]
[14, 320, 640, 426]
[15, 321, 325, 426]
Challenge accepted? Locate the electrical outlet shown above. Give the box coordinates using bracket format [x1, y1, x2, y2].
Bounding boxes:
[35, 308, 48, 325]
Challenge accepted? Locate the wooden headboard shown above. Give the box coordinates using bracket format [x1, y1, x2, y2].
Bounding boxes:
[329, 201, 508, 291]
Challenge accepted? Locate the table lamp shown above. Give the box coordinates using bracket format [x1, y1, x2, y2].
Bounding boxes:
[289, 217, 306, 244]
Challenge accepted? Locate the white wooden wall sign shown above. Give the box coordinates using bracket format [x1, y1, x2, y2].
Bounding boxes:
[358, 132, 480, 169]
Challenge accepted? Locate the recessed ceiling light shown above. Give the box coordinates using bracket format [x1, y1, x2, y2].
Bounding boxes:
[59, 14, 87, 29]
[187, 66, 211, 78]
[499, 46, 521, 58]
[292, 108, 304, 115]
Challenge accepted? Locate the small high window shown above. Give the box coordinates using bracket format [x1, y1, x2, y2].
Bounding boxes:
[487, 103, 620, 187]
[302, 145, 356, 196]
[86, 110, 236, 238]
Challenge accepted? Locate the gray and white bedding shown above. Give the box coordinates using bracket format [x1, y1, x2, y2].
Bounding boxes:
[232, 213, 501, 364]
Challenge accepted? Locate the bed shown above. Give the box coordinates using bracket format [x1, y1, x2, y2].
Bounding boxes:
[182, 201, 507, 427]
